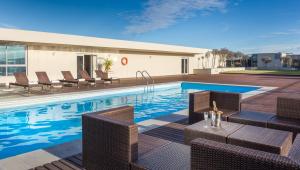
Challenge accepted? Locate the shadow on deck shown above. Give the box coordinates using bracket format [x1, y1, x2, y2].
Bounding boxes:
[30, 118, 189, 170]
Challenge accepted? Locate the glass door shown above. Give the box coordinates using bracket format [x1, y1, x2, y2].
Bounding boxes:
[84, 55, 92, 76]
[181, 58, 189, 74]
[77, 55, 84, 78]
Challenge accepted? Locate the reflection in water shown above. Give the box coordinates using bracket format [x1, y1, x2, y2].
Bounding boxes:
[0, 82, 258, 159]
[0, 87, 191, 159]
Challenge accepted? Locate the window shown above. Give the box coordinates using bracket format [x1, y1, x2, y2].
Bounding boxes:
[7, 46, 26, 64]
[181, 58, 188, 74]
[0, 45, 27, 76]
[0, 46, 5, 64]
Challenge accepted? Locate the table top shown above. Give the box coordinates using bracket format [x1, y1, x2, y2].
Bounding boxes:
[228, 125, 293, 155]
[229, 125, 292, 147]
[184, 120, 244, 144]
[185, 120, 244, 137]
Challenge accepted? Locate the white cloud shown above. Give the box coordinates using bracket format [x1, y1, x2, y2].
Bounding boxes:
[125, 0, 227, 34]
[0, 22, 17, 29]
[241, 44, 300, 54]
[260, 29, 300, 38]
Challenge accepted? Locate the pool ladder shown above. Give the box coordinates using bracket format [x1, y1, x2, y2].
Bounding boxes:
[136, 70, 155, 92]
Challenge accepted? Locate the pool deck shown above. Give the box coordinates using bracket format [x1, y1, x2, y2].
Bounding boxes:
[1, 74, 299, 113]
[0, 74, 300, 169]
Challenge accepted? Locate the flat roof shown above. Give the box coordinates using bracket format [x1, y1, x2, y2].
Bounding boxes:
[0, 28, 208, 54]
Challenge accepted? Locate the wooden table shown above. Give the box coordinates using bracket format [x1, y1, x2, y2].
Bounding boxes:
[184, 120, 293, 155]
[228, 125, 293, 156]
[184, 120, 243, 144]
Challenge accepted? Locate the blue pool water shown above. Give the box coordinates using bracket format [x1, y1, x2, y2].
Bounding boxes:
[0, 82, 259, 159]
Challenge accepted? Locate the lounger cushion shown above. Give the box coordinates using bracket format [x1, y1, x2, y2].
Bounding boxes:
[228, 111, 275, 127]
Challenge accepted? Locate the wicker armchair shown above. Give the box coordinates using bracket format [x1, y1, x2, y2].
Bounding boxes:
[82, 106, 138, 170]
[189, 91, 241, 124]
[268, 97, 300, 139]
[82, 106, 190, 170]
[191, 135, 300, 170]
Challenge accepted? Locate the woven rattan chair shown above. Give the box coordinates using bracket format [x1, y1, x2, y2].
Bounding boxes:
[82, 106, 190, 170]
[191, 135, 300, 170]
[268, 97, 300, 139]
[189, 91, 241, 124]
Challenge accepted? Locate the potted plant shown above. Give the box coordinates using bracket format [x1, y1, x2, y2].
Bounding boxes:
[102, 58, 113, 79]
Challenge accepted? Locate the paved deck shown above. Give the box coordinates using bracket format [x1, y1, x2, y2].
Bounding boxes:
[186, 74, 300, 113]
[30, 119, 188, 170]
[1, 74, 300, 169]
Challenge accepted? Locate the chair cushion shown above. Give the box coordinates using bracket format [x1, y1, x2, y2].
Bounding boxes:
[133, 142, 190, 170]
[228, 111, 275, 127]
[138, 134, 171, 158]
[268, 116, 300, 139]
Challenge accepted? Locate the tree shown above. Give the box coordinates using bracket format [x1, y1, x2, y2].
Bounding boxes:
[281, 56, 292, 68]
[205, 51, 211, 68]
[218, 48, 230, 67]
[226, 51, 235, 67]
[103, 58, 113, 73]
[211, 49, 219, 68]
[234, 51, 246, 67]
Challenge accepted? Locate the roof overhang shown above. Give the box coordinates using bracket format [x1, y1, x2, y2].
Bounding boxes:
[0, 28, 208, 55]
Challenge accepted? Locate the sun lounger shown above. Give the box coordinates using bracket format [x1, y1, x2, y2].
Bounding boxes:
[95, 70, 120, 84]
[9, 72, 40, 93]
[36, 72, 62, 89]
[79, 70, 105, 86]
[60, 71, 87, 88]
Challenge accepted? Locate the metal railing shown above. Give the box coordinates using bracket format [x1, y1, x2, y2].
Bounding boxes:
[136, 70, 155, 92]
[142, 70, 154, 85]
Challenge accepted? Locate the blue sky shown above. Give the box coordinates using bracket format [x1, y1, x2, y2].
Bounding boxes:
[0, 0, 299, 54]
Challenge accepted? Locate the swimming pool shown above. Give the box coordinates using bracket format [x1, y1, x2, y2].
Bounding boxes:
[0, 82, 260, 159]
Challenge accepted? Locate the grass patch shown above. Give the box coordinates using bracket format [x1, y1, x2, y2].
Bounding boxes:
[223, 69, 300, 76]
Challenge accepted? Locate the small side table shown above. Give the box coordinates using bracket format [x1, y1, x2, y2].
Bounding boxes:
[184, 120, 244, 145]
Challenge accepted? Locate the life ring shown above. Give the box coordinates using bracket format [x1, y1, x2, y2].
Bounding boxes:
[121, 57, 128, 65]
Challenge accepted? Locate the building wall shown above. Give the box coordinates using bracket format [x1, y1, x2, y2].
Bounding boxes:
[0, 44, 210, 84]
[112, 51, 186, 78]
[256, 53, 284, 69]
[27, 46, 79, 81]
[0, 45, 210, 83]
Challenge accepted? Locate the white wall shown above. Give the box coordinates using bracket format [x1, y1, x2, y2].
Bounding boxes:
[27, 47, 77, 81]
[0, 44, 211, 85]
[109, 51, 185, 78]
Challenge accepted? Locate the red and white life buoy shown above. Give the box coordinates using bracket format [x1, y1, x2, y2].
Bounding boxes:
[121, 57, 128, 65]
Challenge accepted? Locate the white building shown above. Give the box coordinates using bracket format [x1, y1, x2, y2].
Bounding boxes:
[0, 28, 216, 84]
[251, 52, 300, 70]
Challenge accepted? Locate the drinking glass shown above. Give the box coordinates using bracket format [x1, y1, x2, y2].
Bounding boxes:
[203, 112, 209, 128]
[211, 111, 216, 127]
